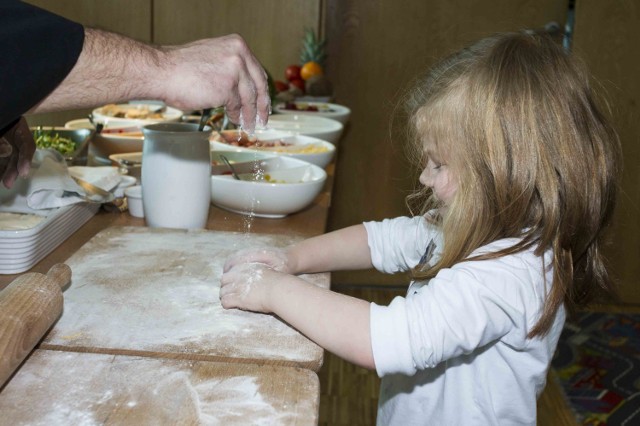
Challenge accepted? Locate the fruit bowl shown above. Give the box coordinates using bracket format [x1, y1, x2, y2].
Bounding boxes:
[211, 155, 327, 218]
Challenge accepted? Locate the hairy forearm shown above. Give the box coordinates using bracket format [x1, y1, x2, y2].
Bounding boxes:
[269, 274, 375, 370]
[29, 28, 163, 113]
[288, 224, 373, 273]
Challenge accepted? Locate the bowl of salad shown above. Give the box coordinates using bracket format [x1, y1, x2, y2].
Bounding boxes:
[31, 126, 93, 166]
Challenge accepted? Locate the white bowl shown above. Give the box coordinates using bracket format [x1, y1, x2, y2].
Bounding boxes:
[274, 101, 351, 124]
[210, 150, 277, 175]
[124, 185, 144, 218]
[109, 152, 143, 181]
[66, 118, 144, 164]
[108, 150, 278, 182]
[114, 175, 137, 197]
[30, 126, 92, 166]
[211, 156, 326, 218]
[92, 103, 182, 124]
[265, 114, 344, 145]
[210, 129, 335, 169]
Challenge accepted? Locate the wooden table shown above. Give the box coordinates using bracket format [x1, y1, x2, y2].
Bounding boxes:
[0, 165, 334, 425]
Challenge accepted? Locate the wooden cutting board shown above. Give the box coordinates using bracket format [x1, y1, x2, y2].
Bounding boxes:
[0, 349, 319, 425]
[41, 226, 328, 370]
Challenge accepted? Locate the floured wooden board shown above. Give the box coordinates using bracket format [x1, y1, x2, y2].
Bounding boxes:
[41, 226, 328, 370]
[0, 349, 319, 425]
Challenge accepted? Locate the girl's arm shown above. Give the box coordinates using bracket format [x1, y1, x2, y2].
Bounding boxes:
[223, 224, 373, 274]
[220, 263, 375, 370]
[288, 224, 373, 273]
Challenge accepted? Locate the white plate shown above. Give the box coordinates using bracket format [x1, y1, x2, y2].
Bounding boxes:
[265, 114, 344, 145]
[274, 101, 351, 124]
[210, 129, 335, 169]
[0, 203, 99, 274]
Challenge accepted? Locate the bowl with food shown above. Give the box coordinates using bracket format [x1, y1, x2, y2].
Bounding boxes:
[210, 129, 335, 168]
[30, 126, 93, 166]
[211, 150, 277, 175]
[265, 114, 344, 145]
[211, 155, 327, 218]
[65, 118, 144, 165]
[109, 150, 276, 182]
[274, 101, 351, 124]
[91, 102, 182, 124]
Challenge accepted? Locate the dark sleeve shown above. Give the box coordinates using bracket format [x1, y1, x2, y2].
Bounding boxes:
[0, 1, 85, 131]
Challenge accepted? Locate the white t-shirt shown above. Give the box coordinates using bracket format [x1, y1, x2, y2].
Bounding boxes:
[364, 216, 565, 425]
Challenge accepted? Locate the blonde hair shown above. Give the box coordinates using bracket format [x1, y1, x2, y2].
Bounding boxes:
[404, 32, 621, 337]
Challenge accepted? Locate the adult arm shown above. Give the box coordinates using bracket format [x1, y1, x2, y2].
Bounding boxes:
[30, 28, 270, 130]
[0, 1, 268, 186]
[0, 0, 83, 187]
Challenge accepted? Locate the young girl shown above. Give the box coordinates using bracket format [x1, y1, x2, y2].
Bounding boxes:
[219, 32, 621, 425]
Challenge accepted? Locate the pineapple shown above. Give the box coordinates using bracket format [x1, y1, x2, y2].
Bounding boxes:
[300, 28, 327, 67]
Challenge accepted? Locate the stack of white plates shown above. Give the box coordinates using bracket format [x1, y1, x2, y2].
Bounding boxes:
[0, 203, 99, 274]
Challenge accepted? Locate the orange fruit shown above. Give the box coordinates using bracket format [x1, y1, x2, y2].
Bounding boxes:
[300, 61, 323, 81]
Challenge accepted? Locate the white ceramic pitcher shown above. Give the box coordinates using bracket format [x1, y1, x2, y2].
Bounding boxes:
[141, 122, 212, 229]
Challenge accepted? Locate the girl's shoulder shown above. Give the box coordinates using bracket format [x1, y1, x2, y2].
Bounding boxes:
[440, 239, 552, 305]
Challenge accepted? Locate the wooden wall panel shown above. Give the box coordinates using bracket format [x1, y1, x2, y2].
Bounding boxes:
[572, 1, 640, 303]
[325, 0, 568, 285]
[25, 0, 152, 42]
[24, 0, 153, 126]
[152, 0, 322, 85]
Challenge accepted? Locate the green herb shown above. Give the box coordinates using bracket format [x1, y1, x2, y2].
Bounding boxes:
[33, 129, 76, 155]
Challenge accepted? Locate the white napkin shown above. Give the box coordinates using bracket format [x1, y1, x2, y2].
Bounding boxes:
[68, 166, 121, 192]
[0, 149, 119, 213]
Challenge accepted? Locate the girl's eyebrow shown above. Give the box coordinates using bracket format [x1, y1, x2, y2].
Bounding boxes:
[424, 147, 439, 160]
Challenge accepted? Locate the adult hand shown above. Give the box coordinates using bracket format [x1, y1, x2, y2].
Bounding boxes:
[32, 30, 270, 135]
[220, 262, 288, 312]
[158, 34, 270, 133]
[0, 117, 36, 188]
[223, 247, 292, 273]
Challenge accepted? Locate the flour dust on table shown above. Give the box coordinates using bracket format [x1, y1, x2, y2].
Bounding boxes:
[0, 350, 320, 425]
[41, 226, 328, 370]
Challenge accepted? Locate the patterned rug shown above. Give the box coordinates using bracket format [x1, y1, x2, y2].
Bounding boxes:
[552, 312, 640, 425]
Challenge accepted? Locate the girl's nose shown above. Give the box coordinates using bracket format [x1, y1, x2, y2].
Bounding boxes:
[419, 168, 432, 187]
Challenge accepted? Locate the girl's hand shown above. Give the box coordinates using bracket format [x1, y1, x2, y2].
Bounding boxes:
[219, 262, 288, 312]
[223, 247, 293, 274]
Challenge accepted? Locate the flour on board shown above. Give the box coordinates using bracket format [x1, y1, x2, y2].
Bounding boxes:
[43, 227, 328, 367]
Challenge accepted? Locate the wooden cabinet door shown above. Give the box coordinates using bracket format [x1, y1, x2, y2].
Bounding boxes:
[325, 0, 567, 286]
[23, 0, 153, 126]
[572, 0, 640, 303]
[152, 0, 322, 87]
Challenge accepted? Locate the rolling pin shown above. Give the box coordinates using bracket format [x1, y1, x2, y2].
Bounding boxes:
[0, 264, 71, 387]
